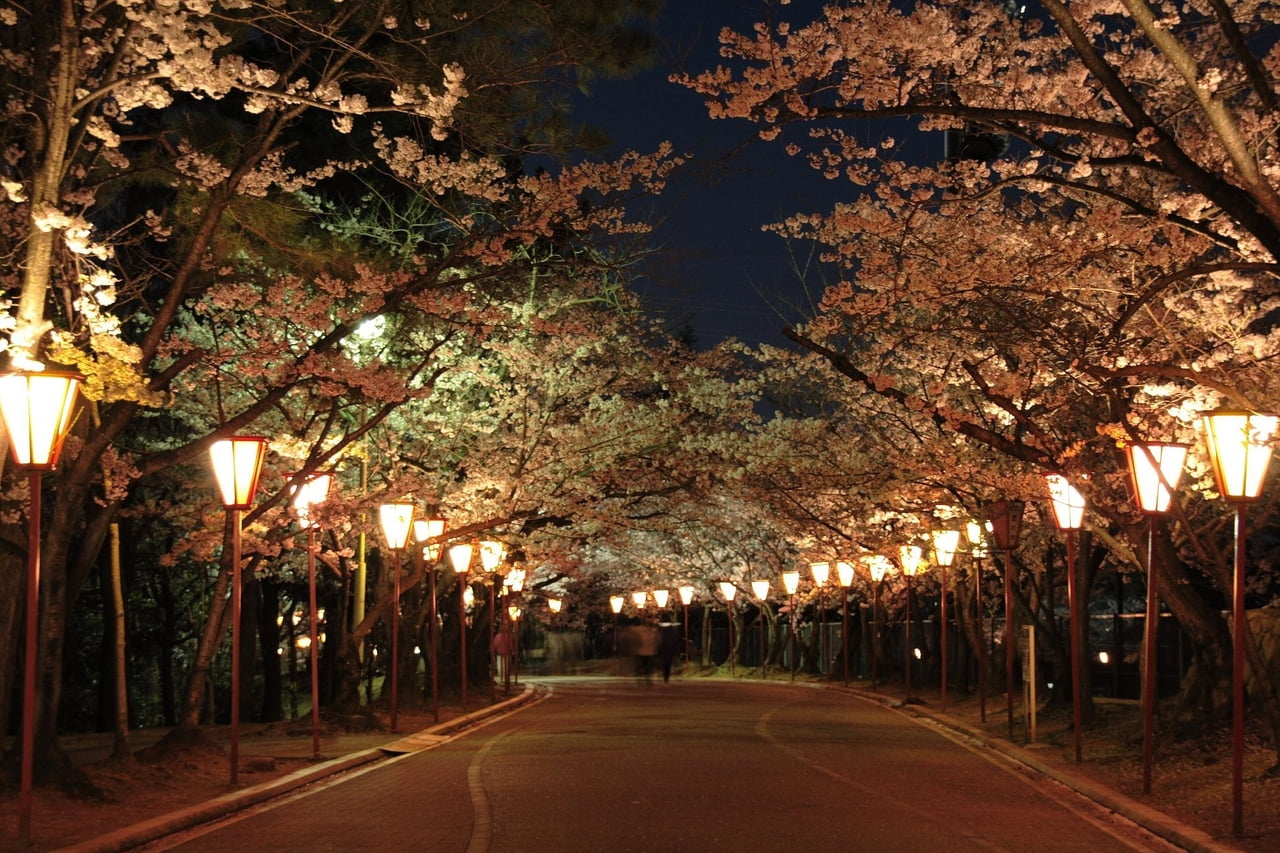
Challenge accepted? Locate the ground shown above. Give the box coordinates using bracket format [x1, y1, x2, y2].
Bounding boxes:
[2, 677, 1279, 852]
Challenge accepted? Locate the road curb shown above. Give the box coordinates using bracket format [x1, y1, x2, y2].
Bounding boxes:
[56, 684, 540, 853]
[823, 683, 1243, 853]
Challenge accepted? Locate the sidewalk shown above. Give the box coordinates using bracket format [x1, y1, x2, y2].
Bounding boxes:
[53, 685, 541, 853]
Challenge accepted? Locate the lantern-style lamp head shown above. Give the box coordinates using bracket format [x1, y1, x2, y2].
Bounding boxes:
[479, 540, 507, 572]
[548, 597, 563, 613]
[931, 528, 961, 568]
[379, 502, 415, 551]
[866, 555, 893, 583]
[718, 581, 738, 602]
[632, 590, 647, 608]
[836, 561, 855, 587]
[291, 472, 333, 529]
[653, 589, 670, 608]
[446, 542, 474, 574]
[209, 436, 268, 509]
[752, 579, 771, 600]
[507, 605, 522, 620]
[898, 544, 925, 577]
[609, 595, 625, 614]
[1045, 474, 1086, 531]
[985, 500, 1024, 551]
[414, 516, 447, 562]
[1125, 442, 1189, 514]
[810, 562, 830, 586]
[781, 570, 800, 596]
[678, 585, 695, 606]
[0, 369, 83, 470]
[1202, 410, 1278, 502]
[965, 520, 988, 558]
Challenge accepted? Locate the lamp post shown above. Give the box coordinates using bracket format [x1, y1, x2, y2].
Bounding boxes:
[867, 556, 892, 687]
[378, 502, 414, 733]
[446, 543, 474, 710]
[783, 571, 801, 680]
[208, 435, 268, 785]
[413, 515, 446, 722]
[292, 472, 333, 759]
[987, 500, 1024, 740]
[609, 594, 624, 660]
[836, 561, 854, 685]
[679, 585, 695, 664]
[719, 581, 738, 676]
[966, 520, 989, 721]
[1125, 441, 1188, 794]
[931, 529, 961, 711]
[479, 540, 507, 703]
[898, 545, 926, 699]
[1045, 474, 1087, 762]
[1202, 410, 1277, 837]
[0, 368, 82, 843]
[810, 561, 830, 678]
[752, 579, 771, 678]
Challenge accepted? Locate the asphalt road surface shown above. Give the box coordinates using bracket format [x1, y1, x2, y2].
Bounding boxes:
[150, 678, 1178, 852]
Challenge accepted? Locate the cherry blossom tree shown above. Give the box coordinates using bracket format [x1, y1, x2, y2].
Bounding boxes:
[0, 0, 681, 780]
[680, 0, 1280, 743]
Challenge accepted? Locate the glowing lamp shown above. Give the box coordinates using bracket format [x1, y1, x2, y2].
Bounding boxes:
[1202, 411, 1278, 502]
[0, 369, 82, 469]
[209, 437, 268, 509]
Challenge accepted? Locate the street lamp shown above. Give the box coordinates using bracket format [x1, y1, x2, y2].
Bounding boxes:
[783, 570, 800, 681]
[1125, 440, 1188, 794]
[0, 368, 82, 843]
[866, 555, 892, 687]
[1202, 410, 1278, 837]
[413, 515, 446, 722]
[678, 585, 695, 664]
[479, 540, 507, 703]
[931, 528, 962, 711]
[752, 579, 771, 678]
[652, 588, 670, 617]
[632, 590, 648, 610]
[836, 561, 855, 685]
[810, 561, 830, 678]
[208, 435, 268, 785]
[719, 581, 738, 676]
[966, 519, 989, 722]
[898, 545, 926, 699]
[986, 499, 1024, 740]
[548, 597, 563, 614]
[378, 502, 415, 733]
[446, 542, 474, 709]
[609, 594, 625, 660]
[292, 472, 333, 759]
[1045, 474, 1086, 763]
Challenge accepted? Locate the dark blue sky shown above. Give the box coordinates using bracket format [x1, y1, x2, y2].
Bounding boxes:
[579, 1, 849, 349]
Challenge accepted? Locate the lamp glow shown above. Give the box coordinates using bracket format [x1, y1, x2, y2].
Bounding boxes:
[1125, 442, 1189, 514]
[379, 502, 415, 550]
[781, 571, 800, 596]
[209, 437, 268, 509]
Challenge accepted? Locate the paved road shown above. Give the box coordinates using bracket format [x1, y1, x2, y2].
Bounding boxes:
[150, 678, 1176, 852]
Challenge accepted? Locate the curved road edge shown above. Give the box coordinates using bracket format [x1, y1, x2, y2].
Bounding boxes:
[54, 685, 544, 853]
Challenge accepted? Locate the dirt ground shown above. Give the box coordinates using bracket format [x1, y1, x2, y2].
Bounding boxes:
[2, 683, 1279, 852]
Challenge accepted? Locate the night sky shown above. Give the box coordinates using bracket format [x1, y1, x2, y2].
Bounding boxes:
[578, 1, 850, 350]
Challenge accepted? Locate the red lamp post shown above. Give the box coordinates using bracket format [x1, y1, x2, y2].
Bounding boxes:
[1045, 474, 1086, 762]
[866, 555, 893, 688]
[898, 545, 926, 699]
[1125, 440, 1188, 793]
[931, 529, 961, 711]
[835, 561, 854, 685]
[0, 369, 82, 845]
[1201, 411, 1277, 837]
[966, 520, 989, 722]
[678, 585, 695, 664]
[986, 500, 1024, 740]
[810, 561, 830, 678]
[447, 542, 474, 710]
[719, 581, 738, 676]
[292, 472, 333, 759]
[378, 502, 415, 733]
[752, 579, 771, 679]
[479, 540, 507, 702]
[208, 435, 268, 785]
[413, 515, 446, 722]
